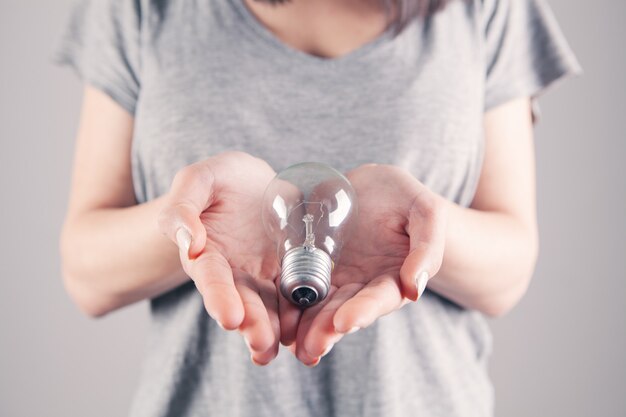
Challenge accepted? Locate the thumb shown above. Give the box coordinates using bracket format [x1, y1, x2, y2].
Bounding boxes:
[399, 193, 447, 301]
[158, 163, 216, 258]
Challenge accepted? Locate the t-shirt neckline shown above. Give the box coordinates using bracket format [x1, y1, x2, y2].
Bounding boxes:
[229, 0, 396, 67]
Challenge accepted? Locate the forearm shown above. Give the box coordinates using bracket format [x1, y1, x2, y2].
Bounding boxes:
[60, 196, 188, 316]
[428, 200, 539, 316]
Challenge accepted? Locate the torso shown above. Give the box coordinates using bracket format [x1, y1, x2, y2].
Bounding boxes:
[129, 1, 494, 416]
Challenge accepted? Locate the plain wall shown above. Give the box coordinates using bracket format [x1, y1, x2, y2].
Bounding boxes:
[0, 0, 624, 416]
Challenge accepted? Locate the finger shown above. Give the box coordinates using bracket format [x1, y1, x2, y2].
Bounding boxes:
[287, 342, 298, 357]
[235, 276, 278, 366]
[276, 276, 302, 346]
[333, 275, 404, 333]
[399, 194, 447, 301]
[188, 248, 244, 330]
[256, 279, 281, 364]
[295, 286, 338, 366]
[157, 162, 216, 258]
[301, 283, 363, 359]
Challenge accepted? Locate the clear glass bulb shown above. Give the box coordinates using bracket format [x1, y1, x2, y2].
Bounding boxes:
[262, 162, 358, 307]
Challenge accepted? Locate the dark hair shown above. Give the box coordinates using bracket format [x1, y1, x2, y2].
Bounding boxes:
[386, 0, 450, 35]
[254, 0, 451, 36]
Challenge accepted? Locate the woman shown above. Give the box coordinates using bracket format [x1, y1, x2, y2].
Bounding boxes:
[56, 0, 580, 415]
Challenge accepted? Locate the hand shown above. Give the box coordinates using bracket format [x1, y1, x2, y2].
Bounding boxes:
[158, 151, 282, 365]
[292, 164, 448, 365]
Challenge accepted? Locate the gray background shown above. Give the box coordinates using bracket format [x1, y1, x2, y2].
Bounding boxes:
[0, 0, 624, 416]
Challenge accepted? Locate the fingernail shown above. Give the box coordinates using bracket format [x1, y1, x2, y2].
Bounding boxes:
[321, 344, 334, 357]
[216, 320, 225, 330]
[306, 357, 321, 367]
[415, 270, 430, 300]
[347, 326, 360, 334]
[175, 228, 192, 255]
[251, 355, 265, 366]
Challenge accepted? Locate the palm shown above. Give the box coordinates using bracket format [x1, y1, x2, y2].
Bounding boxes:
[292, 164, 447, 364]
[335, 163, 439, 285]
[198, 155, 279, 281]
[333, 168, 415, 288]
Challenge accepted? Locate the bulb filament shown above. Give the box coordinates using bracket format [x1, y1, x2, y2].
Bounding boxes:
[303, 214, 316, 251]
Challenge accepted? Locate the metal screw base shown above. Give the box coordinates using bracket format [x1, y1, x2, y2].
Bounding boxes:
[280, 246, 332, 308]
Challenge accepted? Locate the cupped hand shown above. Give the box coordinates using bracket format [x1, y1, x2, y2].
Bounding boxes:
[158, 151, 283, 365]
[293, 164, 449, 365]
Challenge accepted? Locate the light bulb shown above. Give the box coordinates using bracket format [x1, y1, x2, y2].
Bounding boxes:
[262, 162, 357, 308]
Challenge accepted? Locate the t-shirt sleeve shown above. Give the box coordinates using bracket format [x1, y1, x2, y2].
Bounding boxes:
[53, 0, 142, 115]
[481, 0, 582, 116]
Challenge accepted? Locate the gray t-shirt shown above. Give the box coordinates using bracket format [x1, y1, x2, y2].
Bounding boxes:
[55, 0, 580, 416]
